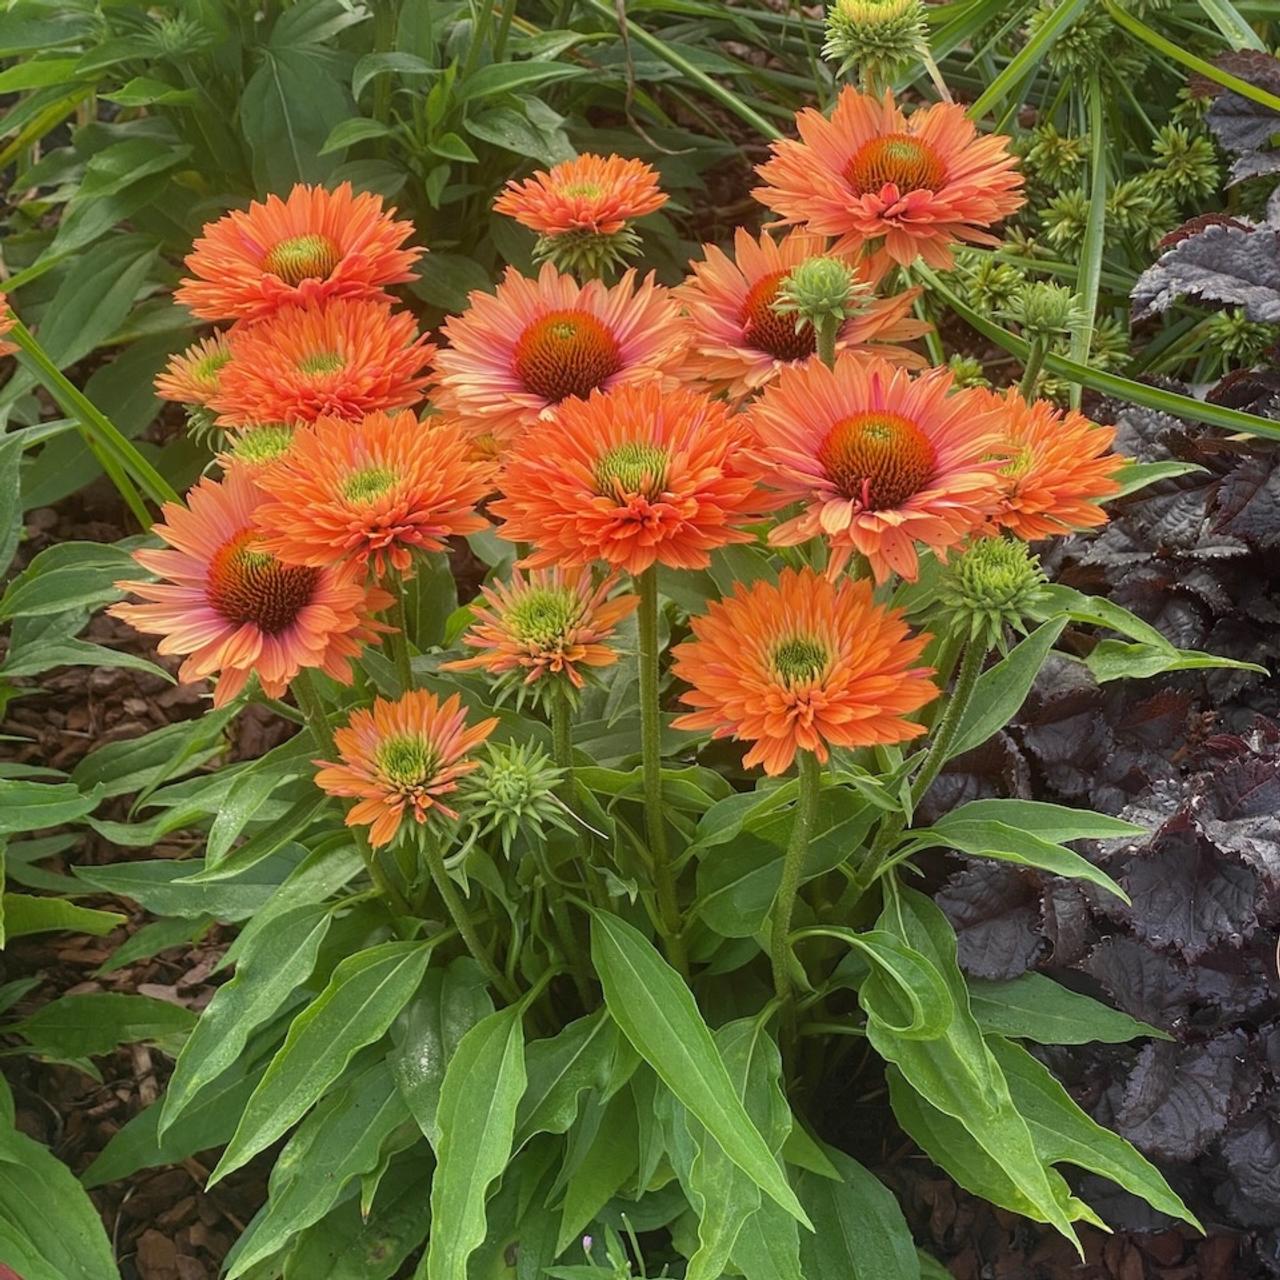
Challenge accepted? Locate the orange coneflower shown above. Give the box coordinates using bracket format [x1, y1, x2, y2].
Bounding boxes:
[209, 298, 433, 427]
[676, 227, 928, 402]
[491, 382, 769, 575]
[0, 293, 17, 357]
[155, 333, 233, 407]
[431, 263, 683, 448]
[494, 153, 667, 237]
[984, 388, 1125, 541]
[176, 183, 421, 323]
[753, 88, 1023, 275]
[748, 354, 1006, 583]
[314, 690, 498, 847]
[443, 566, 637, 691]
[252, 411, 491, 576]
[110, 469, 391, 708]
[215, 423, 297, 473]
[671, 566, 936, 775]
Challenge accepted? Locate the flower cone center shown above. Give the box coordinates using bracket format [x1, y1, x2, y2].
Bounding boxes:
[772, 635, 829, 685]
[297, 350, 346, 376]
[342, 465, 399, 504]
[514, 309, 623, 404]
[377, 735, 437, 787]
[844, 133, 946, 196]
[262, 234, 342, 285]
[508, 587, 579, 649]
[230, 423, 294, 465]
[208, 532, 319, 635]
[741, 270, 816, 362]
[594, 440, 668, 499]
[818, 411, 935, 508]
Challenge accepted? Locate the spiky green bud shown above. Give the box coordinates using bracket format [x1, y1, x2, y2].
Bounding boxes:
[1001, 282, 1089, 340]
[937, 537, 1049, 653]
[533, 227, 643, 279]
[773, 256, 870, 333]
[461, 742, 573, 857]
[1150, 125, 1219, 204]
[946, 355, 990, 390]
[822, 0, 928, 81]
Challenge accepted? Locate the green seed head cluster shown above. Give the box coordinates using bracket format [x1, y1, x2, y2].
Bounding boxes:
[937, 537, 1049, 653]
[822, 0, 928, 81]
[1022, 124, 1088, 189]
[1001, 282, 1089, 340]
[946, 354, 991, 390]
[1105, 176, 1180, 252]
[773, 256, 870, 333]
[1202, 309, 1280, 373]
[533, 227, 643, 278]
[957, 253, 1025, 315]
[1039, 189, 1091, 251]
[462, 742, 571, 857]
[1150, 125, 1220, 204]
[1029, 0, 1149, 78]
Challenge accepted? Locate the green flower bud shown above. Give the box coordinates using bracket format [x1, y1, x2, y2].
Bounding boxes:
[532, 226, 643, 279]
[937, 537, 1048, 653]
[772, 256, 870, 333]
[224, 422, 296, 469]
[462, 742, 573, 857]
[1001, 281, 1089, 340]
[946, 354, 990, 389]
[822, 0, 928, 81]
[1202, 309, 1280, 375]
[1150, 124, 1219, 204]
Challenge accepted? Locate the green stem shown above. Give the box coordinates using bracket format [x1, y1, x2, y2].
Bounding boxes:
[770, 750, 822, 1025]
[294, 668, 412, 915]
[848, 640, 985, 900]
[815, 314, 839, 370]
[635, 566, 688, 979]
[371, 0, 395, 129]
[422, 831, 521, 1002]
[1018, 335, 1048, 399]
[388, 584, 414, 694]
[551, 684, 573, 774]
[9, 320, 178, 511]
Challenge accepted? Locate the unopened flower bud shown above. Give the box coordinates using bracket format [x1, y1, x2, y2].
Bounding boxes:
[773, 256, 870, 334]
[533, 226, 643, 279]
[1001, 281, 1088, 340]
[823, 0, 928, 81]
[937, 536, 1048, 653]
[462, 742, 572, 856]
[221, 422, 296, 470]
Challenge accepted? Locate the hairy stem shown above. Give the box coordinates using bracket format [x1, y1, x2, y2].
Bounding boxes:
[770, 750, 822, 1028]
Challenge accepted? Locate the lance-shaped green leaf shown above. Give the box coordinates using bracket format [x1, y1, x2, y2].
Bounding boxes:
[516, 1008, 619, 1146]
[423, 1004, 526, 1280]
[211, 940, 432, 1184]
[967, 972, 1168, 1045]
[161, 902, 334, 1137]
[590, 910, 809, 1227]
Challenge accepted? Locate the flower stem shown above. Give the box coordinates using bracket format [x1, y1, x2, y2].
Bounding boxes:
[635, 566, 688, 978]
[770, 749, 822, 1027]
[847, 640, 986, 899]
[293, 667, 412, 915]
[421, 830, 521, 1002]
[815, 314, 840, 370]
[388, 582, 414, 694]
[1019, 335, 1048, 399]
[551, 684, 574, 774]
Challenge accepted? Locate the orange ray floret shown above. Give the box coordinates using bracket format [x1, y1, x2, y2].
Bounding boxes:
[443, 566, 638, 690]
[676, 227, 928, 402]
[747, 354, 1007, 583]
[671, 566, 936, 776]
[155, 332, 233, 406]
[983, 388, 1126, 541]
[209, 298, 434, 427]
[176, 183, 422, 323]
[753, 88, 1023, 275]
[0, 293, 16, 357]
[494, 153, 667, 237]
[491, 382, 770, 575]
[110, 468, 391, 708]
[314, 690, 498, 847]
[252, 411, 492, 575]
[432, 263, 683, 448]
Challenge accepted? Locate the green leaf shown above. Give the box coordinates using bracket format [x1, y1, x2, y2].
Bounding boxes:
[391, 957, 493, 1149]
[867, 888, 1081, 1247]
[424, 1005, 527, 1280]
[102, 76, 199, 106]
[1110, 460, 1207, 498]
[0, 1123, 120, 1280]
[555, 1088, 640, 1254]
[0, 636, 172, 681]
[948, 620, 1067, 760]
[211, 940, 432, 1184]
[456, 60, 584, 102]
[0, 540, 135, 620]
[10, 992, 195, 1059]
[935, 798, 1142, 844]
[796, 1147, 920, 1279]
[516, 1008, 619, 1146]
[320, 116, 395, 154]
[71, 710, 234, 799]
[226, 1060, 412, 1278]
[0, 56, 81, 90]
[1085, 639, 1266, 683]
[590, 911, 809, 1226]
[353, 51, 437, 98]
[97, 915, 211, 976]
[161, 903, 335, 1138]
[968, 972, 1169, 1045]
[988, 1036, 1199, 1227]
[917, 816, 1128, 901]
[3, 893, 124, 942]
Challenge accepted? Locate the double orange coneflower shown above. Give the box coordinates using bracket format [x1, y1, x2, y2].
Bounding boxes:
[113, 90, 1125, 843]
